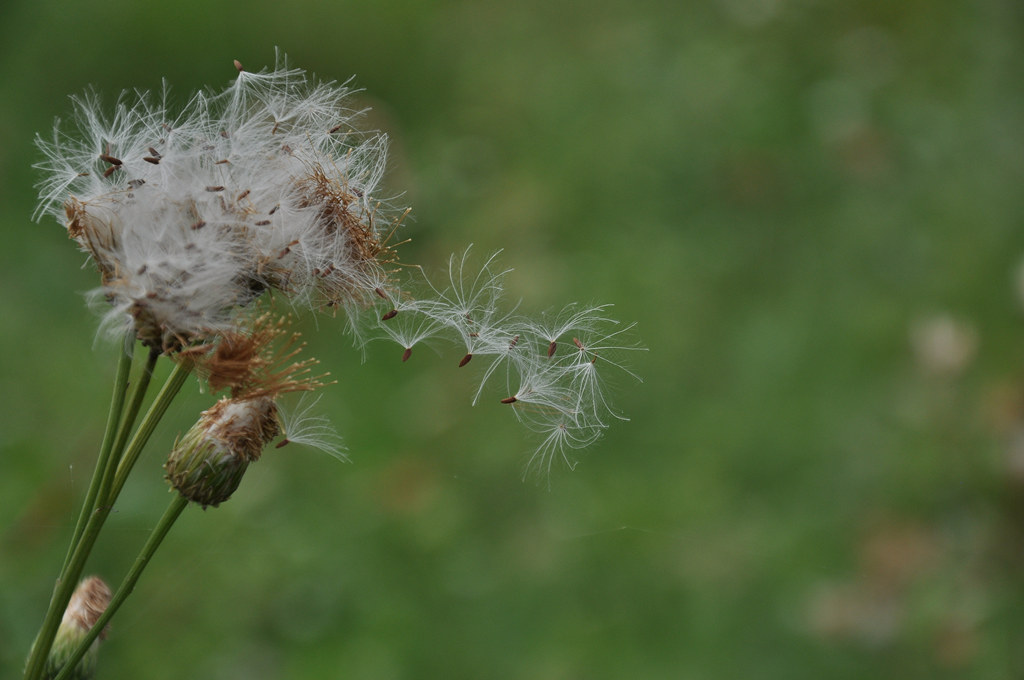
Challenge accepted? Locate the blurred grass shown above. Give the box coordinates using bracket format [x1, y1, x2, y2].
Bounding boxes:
[2, 0, 1024, 678]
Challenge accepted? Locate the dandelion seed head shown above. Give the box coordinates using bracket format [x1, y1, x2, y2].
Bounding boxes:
[37, 52, 401, 350]
[39, 55, 642, 482]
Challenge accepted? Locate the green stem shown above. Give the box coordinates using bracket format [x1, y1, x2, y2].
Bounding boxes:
[60, 339, 134, 574]
[23, 340, 134, 680]
[109, 360, 192, 502]
[99, 347, 161, 506]
[24, 356, 190, 680]
[52, 495, 189, 680]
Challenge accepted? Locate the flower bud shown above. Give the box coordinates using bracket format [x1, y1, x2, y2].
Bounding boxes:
[44, 576, 111, 680]
[165, 396, 280, 508]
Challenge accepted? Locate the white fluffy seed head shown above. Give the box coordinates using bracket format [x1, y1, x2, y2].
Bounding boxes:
[37, 57, 642, 479]
[37, 52, 400, 351]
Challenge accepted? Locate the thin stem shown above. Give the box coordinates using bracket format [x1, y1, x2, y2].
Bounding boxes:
[99, 347, 161, 506]
[110, 360, 192, 502]
[52, 495, 189, 680]
[23, 356, 190, 680]
[60, 338, 134, 574]
[24, 340, 134, 680]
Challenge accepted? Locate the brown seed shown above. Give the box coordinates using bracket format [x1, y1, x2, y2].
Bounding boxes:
[99, 153, 122, 165]
[329, 124, 344, 134]
[281, 144, 292, 154]
[220, 130, 229, 138]
[402, 347, 413, 362]
[275, 439, 290, 449]
[381, 309, 398, 321]
[237, 189, 250, 200]
[215, 159, 230, 165]
[547, 340, 557, 357]
[191, 220, 206, 230]
[254, 220, 271, 226]
[374, 287, 388, 299]
[102, 165, 119, 178]
[128, 178, 146, 189]
[459, 353, 473, 368]
[143, 156, 161, 164]
[500, 396, 518, 404]
[205, 185, 225, 192]
[234, 59, 244, 72]
[573, 337, 584, 350]
[272, 121, 280, 135]
[269, 205, 280, 215]
[509, 335, 519, 348]
[148, 147, 160, 157]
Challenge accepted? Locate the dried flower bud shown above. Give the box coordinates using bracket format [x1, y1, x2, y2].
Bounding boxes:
[44, 576, 112, 680]
[165, 396, 280, 508]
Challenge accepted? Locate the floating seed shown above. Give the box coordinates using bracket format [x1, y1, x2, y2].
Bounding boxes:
[381, 309, 398, 321]
[459, 354, 473, 368]
[402, 347, 413, 362]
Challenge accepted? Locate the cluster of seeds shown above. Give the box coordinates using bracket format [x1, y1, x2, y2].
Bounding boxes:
[372, 250, 642, 478]
[36, 56, 398, 352]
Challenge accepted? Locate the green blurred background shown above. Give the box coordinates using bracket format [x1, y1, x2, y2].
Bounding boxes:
[2, 0, 1023, 677]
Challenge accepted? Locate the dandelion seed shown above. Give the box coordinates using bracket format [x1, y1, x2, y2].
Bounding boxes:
[381, 309, 398, 321]
[459, 353, 473, 367]
[402, 347, 412, 362]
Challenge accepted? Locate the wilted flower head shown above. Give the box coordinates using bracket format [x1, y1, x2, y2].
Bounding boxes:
[166, 313, 342, 507]
[36, 53, 399, 351]
[44, 576, 111, 680]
